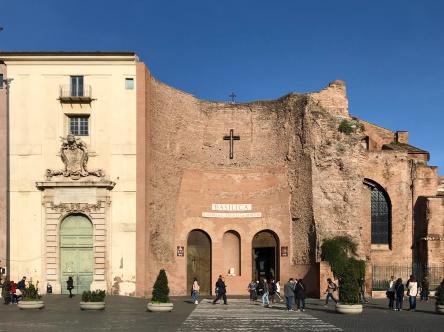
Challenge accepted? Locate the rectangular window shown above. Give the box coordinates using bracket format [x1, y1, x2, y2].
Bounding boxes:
[125, 78, 134, 90]
[0, 74, 3, 89]
[70, 76, 84, 97]
[69, 116, 89, 136]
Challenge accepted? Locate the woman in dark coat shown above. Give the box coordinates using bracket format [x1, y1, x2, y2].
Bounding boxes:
[294, 279, 306, 311]
[66, 276, 74, 298]
[394, 278, 404, 311]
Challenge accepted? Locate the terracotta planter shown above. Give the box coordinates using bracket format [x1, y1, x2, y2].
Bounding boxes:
[147, 302, 174, 312]
[18, 300, 45, 310]
[80, 301, 105, 310]
[436, 304, 444, 314]
[335, 303, 363, 314]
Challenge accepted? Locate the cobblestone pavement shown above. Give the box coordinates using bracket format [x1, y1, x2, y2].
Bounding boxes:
[0, 295, 443, 332]
[178, 299, 342, 331]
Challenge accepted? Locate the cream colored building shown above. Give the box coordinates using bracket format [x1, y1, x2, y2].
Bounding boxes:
[0, 52, 138, 295]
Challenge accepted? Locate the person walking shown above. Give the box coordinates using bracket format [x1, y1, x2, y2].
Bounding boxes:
[247, 280, 257, 301]
[191, 278, 200, 304]
[407, 275, 418, 311]
[420, 276, 429, 301]
[66, 276, 74, 298]
[325, 278, 338, 305]
[212, 276, 227, 305]
[394, 278, 404, 311]
[387, 276, 396, 309]
[262, 278, 270, 307]
[284, 278, 295, 311]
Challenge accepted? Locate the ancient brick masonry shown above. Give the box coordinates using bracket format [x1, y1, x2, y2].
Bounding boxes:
[135, 74, 443, 296]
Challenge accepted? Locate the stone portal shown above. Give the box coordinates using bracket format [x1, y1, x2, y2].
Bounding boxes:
[252, 230, 279, 281]
[187, 230, 212, 295]
[60, 214, 93, 295]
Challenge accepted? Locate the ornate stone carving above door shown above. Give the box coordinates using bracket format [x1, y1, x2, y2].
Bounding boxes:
[46, 134, 104, 180]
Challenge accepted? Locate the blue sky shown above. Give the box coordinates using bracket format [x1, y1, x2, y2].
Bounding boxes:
[1, 0, 444, 173]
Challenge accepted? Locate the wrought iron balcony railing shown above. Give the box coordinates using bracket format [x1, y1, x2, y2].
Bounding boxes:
[59, 85, 93, 103]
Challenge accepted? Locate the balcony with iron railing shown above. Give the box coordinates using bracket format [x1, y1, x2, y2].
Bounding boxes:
[59, 85, 93, 103]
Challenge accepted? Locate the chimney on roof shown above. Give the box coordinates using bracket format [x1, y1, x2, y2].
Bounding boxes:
[395, 131, 409, 144]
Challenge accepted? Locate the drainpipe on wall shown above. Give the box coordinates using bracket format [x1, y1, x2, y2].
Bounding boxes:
[410, 159, 417, 271]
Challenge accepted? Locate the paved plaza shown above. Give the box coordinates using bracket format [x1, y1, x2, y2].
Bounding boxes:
[0, 295, 442, 332]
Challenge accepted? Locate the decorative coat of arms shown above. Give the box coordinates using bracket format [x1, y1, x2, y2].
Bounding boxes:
[46, 134, 104, 180]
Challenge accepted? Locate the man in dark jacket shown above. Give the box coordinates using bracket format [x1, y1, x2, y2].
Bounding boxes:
[284, 278, 295, 311]
[294, 279, 306, 311]
[17, 276, 26, 290]
[212, 276, 227, 305]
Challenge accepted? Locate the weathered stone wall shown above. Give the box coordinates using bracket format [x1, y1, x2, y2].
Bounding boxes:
[424, 197, 444, 266]
[139, 73, 443, 296]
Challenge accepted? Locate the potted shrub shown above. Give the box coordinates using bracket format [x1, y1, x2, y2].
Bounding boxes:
[80, 289, 106, 310]
[18, 281, 45, 310]
[321, 236, 364, 314]
[147, 269, 173, 312]
[435, 278, 444, 314]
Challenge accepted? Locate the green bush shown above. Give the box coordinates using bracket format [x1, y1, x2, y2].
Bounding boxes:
[436, 280, 444, 305]
[338, 119, 354, 135]
[151, 269, 170, 303]
[81, 290, 106, 302]
[321, 236, 365, 304]
[22, 281, 41, 301]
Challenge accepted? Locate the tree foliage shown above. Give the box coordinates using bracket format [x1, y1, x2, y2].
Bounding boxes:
[321, 236, 365, 304]
[152, 269, 170, 303]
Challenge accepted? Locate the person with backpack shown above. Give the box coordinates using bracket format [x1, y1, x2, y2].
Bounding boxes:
[247, 280, 257, 301]
[325, 278, 338, 305]
[295, 278, 306, 311]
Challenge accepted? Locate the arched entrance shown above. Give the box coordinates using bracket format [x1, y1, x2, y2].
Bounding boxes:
[252, 230, 279, 281]
[187, 230, 211, 295]
[60, 214, 93, 295]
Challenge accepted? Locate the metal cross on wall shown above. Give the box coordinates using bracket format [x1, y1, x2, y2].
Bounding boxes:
[223, 129, 240, 159]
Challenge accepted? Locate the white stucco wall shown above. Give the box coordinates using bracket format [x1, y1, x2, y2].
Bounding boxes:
[4, 54, 137, 294]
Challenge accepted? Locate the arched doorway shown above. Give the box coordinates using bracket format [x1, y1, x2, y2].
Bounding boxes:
[252, 230, 279, 281]
[60, 214, 93, 295]
[187, 230, 211, 295]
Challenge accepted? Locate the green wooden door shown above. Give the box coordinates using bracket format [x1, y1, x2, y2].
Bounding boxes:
[60, 214, 93, 295]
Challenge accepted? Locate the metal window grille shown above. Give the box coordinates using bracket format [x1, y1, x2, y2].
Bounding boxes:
[372, 264, 444, 291]
[69, 117, 89, 136]
[371, 187, 390, 244]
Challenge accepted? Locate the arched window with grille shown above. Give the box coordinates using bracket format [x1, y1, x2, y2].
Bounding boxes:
[365, 179, 391, 246]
